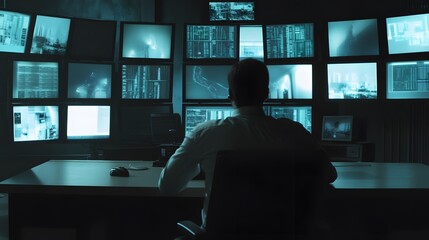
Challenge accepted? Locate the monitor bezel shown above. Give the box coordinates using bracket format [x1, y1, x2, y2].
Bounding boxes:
[0, 9, 33, 55]
[208, 1, 257, 23]
[321, 115, 354, 142]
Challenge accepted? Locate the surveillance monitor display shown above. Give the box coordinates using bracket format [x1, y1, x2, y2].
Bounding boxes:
[30, 15, 71, 55]
[267, 64, 312, 99]
[386, 13, 429, 54]
[386, 60, 429, 99]
[322, 115, 353, 141]
[239, 25, 263, 60]
[0, 10, 31, 53]
[265, 23, 314, 59]
[186, 24, 237, 59]
[328, 18, 379, 57]
[121, 23, 173, 60]
[327, 62, 377, 99]
[185, 65, 230, 100]
[268, 105, 312, 133]
[67, 63, 112, 99]
[121, 64, 171, 100]
[209, 2, 255, 21]
[184, 105, 234, 136]
[13, 61, 59, 99]
[13, 106, 59, 142]
[67, 105, 110, 140]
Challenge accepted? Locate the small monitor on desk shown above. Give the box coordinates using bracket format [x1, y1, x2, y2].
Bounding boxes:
[322, 115, 353, 142]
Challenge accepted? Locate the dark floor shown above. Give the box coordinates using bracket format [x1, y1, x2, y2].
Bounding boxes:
[0, 193, 8, 240]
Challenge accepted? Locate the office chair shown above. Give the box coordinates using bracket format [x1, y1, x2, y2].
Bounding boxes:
[176, 149, 332, 240]
[150, 113, 183, 145]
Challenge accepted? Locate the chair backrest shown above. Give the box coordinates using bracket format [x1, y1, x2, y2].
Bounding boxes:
[150, 113, 183, 144]
[205, 149, 329, 240]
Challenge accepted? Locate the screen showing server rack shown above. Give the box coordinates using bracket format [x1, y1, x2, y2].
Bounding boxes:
[269, 106, 312, 133]
[184, 106, 234, 136]
[209, 2, 255, 21]
[387, 60, 429, 99]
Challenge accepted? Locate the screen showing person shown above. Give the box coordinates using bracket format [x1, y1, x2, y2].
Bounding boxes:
[67, 105, 110, 140]
[13, 61, 59, 99]
[386, 60, 429, 99]
[328, 18, 379, 57]
[13, 106, 59, 142]
[239, 25, 263, 60]
[209, 2, 255, 21]
[269, 106, 312, 133]
[122, 23, 173, 59]
[184, 105, 234, 136]
[30, 15, 71, 55]
[185, 65, 230, 100]
[186, 25, 237, 59]
[322, 115, 353, 141]
[67, 63, 112, 99]
[327, 62, 377, 99]
[265, 23, 314, 59]
[267, 64, 312, 99]
[121, 64, 171, 99]
[386, 13, 429, 54]
[0, 10, 31, 53]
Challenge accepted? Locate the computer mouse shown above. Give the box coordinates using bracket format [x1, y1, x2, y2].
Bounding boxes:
[110, 166, 129, 177]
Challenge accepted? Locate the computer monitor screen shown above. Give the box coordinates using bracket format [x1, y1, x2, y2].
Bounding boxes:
[327, 62, 377, 99]
[386, 60, 429, 99]
[267, 64, 312, 99]
[265, 23, 314, 59]
[67, 63, 112, 99]
[184, 105, 234, 136]
[0, 10, 31, 53]
[268, 105, 312, 133]
[239, 25, 263, 60]
[68, 18, 117, 60]
[209, 2, 255, 21]
[13, 61, 59, 99]
[121, 64, 171, 100]
[121, 23, 173, 60]
[328, 18, 379, 57]
[67, 105, 110, 140]
[186, 24, 237, 59]
[322, 115, 353, 141]
[386, 13, 429, 54]
[30, 15, 71, 55]
[185, 65, 230, 100]
[13, 106, 59, 142]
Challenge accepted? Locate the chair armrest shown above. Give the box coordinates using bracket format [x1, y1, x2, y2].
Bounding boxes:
[177, 220, 206, 239]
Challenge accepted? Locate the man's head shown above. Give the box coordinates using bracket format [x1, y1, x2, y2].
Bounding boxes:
[228, 58, 269, 107]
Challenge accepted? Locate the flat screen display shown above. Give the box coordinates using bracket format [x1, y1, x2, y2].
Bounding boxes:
[386, 13, 429, 54]
[13, 61, 59, 99]
[13, 106, 59, 142]
[0, 10, 31, 53]
[386, 60, 429, 99]
[186, 25, 237, 59]
[265, 23, 314, 59]
[185, 65, 230, 100]
[239, 25, 263, 60]
[30, 15, 71, 55]
[122, 23, 173, 59]
[121, 64, 171, 99]
[322, 115, 353, 141]
[327, 62, 377, 99]
[209, 2, 255, 21]
[67, 63, 112, 99]
[268, 105, 312, 133]
[328, 18, 379, 57]
[267, 64, 312, 99]
[67, 105, 110, 140]
[184, 105, 234, 136]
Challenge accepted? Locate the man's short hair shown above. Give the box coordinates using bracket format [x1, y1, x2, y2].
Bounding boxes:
[228, 58, 269, 107]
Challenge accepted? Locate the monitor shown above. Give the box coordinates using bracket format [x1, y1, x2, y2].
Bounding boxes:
[184, 65, 230, 101]
[13, 61, 59, 99]
[239, 25, 263, 60]
[386, 13, 429, 55]
[68, 18, 117, 60]
[209, 2, 255, 21]
[268, 105, 312, 133]
[67, 62, 112, 99]
[67, 105, 110, 140]
[121, 64, 172, 100]
[267, 64, 312, 99]
[264, 23, 314, 59]
[121, 23, 173, 60]
[186, 24, 237, 60]
[13, 105, 59, 142]
[184, 105, 234, 136]
[386, 60, 429, 99]
[0, 10, 31, 53]
[327, 62, 377, 99]
[30, 15, 71, 55]
[328, 18, 379, 57]
[322, 115, 353, 142]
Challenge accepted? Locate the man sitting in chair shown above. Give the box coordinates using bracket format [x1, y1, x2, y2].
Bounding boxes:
[158, 58, 337, 228]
